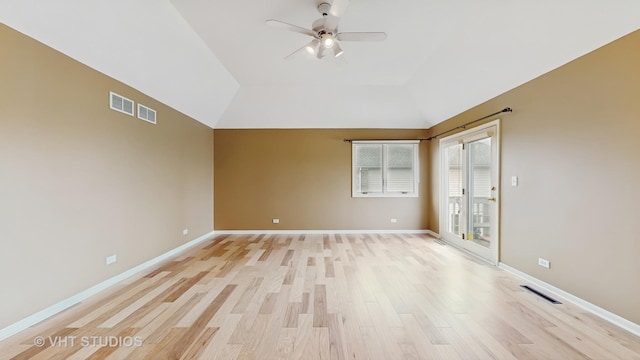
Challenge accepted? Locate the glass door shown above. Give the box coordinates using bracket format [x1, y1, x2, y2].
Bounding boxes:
[440, 123, 499, 264]
[441, 142, 465, 248]
[464, 137, 495, 260]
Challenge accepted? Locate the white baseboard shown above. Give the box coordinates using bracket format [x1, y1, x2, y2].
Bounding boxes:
[425, 230, 441, 239]
[498, 262, 640, 337]
[0, 231, 216, 342]
[214, 229, 432, 235]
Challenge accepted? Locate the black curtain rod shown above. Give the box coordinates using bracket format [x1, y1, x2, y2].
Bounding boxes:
[424, 107, 512, 141]
[342, 138, 423, 143]
[342, 107, 512, 143]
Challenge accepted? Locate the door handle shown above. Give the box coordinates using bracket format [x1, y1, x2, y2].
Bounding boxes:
[487, 197, 496, 202]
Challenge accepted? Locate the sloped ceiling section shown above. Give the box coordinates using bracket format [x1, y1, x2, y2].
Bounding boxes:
[2, 0, 640, 129]
[405, 0, 640, 123]
[0, 0, 239, 128]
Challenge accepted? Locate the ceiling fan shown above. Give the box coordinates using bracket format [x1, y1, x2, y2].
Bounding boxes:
[266, 0, 387, 59]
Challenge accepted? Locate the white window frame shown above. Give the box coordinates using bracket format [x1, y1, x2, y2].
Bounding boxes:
[352, 140, 420, 198]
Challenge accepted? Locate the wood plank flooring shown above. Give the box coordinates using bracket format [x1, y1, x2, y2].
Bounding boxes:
[2, 233, 640, 359]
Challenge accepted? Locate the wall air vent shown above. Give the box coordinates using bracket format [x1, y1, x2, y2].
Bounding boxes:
[137, 104, 157, 124]
[109, 91, 134, 116]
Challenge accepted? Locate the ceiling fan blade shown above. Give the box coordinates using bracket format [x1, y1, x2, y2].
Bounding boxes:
[336, 32, 387, 42]
[284, 45, 308, 60]
[266, 19, 316, 37]
[329, 0, 350, 17]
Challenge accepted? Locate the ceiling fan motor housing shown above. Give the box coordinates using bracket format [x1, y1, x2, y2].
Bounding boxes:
[312, 18, 336, 33]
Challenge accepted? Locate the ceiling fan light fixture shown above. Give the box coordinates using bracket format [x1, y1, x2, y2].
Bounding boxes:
[305, 39, 319, 54]
[333, 43, 344, 57]
[321, 33, 335, 48]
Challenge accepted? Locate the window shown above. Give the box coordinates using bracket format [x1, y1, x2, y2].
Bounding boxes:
[352, 141, 419, 197]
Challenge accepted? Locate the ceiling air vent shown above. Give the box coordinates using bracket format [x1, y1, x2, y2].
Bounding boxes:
[137, 104, 157, 124]
[109, 91, 134, 116]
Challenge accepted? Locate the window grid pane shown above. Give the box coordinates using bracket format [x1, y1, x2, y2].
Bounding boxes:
[355, 144, 383, 193]
[386, 144, 415, 193]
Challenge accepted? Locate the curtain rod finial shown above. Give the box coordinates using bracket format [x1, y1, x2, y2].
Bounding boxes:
[503, 107, 513, 113]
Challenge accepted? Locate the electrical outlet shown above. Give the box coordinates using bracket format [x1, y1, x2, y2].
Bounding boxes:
[390, 218, 397, 223]
[538, 258, 550, 269]
[272, 218, 280, 224]
[182, 229, 189, 235]
[106, 254, 117, 265]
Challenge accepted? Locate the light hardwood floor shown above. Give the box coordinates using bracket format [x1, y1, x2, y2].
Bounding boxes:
[1, 233, 639, 359]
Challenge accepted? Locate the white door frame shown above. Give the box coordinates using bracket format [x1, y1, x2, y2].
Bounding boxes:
[439, 119, 501, 265]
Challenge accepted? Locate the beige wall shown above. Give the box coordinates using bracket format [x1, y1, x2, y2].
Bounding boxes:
[427, 30, 640, 324]
[214, 129, 429, 230]
[0, 25, 214, 329]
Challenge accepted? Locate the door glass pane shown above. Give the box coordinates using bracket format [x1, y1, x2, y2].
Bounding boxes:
[386, 144, 415, 193]
[468, 138, 492, 248]
[354, 144, 383, 193]
[446, 144, 463, 236]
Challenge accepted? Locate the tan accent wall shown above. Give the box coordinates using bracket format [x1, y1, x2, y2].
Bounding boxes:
[214, 129, 429, 230]
[0, 25, 214, 329]
[427, 30, 640, 324]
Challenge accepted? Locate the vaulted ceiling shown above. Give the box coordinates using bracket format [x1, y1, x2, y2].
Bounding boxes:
[2, 0, 639, 129]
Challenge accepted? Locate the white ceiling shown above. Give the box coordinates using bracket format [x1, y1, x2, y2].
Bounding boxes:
[2, 0, 640, 129]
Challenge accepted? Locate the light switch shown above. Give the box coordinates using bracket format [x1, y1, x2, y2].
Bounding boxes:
[511, 176, 518, 187]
